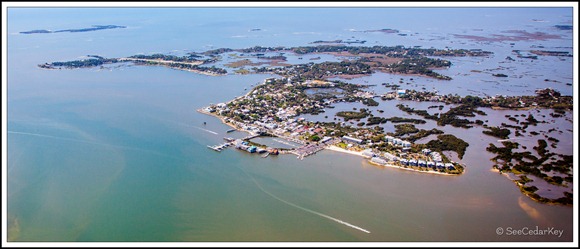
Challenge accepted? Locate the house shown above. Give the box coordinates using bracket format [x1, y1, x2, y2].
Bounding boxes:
[397, 89, 406, 97]
[393, 138, 404, 146]
[445, 163, 455, 170]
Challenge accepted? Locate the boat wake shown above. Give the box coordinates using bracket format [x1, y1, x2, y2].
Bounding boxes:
[192, 126, 219, 135]
[7, 130, 175, 158]
[236, 165, 371, 234]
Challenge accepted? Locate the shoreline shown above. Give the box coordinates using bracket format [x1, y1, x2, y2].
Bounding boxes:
[326, 145, 459, 176]
[199, 109, 462, 177]
[197, 108, 243, 132]
[119, 57, 224, 76]
[490, 168, 571, 206]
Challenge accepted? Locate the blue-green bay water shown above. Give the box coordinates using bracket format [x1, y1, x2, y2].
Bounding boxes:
[6, 7, 574, 242]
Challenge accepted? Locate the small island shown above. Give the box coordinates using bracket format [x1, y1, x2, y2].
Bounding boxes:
[21, 25, 126, 34]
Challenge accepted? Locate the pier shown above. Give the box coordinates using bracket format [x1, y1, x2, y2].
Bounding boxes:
[290, 142, 327, 159]
[207, 142, 232, 152]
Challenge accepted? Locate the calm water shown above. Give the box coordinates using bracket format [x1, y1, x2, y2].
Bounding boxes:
[6, 7, 574, 242]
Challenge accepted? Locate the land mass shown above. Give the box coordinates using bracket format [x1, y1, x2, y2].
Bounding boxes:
[40, 44, 573, 204]
[21, 25, 126, 34]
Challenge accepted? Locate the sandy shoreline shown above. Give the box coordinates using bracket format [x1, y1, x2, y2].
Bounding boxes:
[327, 145, 458, 176]
[197, 108, 244, 132]
[368, 160, 458, 176]
[120, 57, 223, 76]
[325, 145, 365, 157]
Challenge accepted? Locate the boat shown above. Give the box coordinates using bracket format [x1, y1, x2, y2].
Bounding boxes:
[262, 152, 270, 158]
[226, 129, 236, 133]
[207, 145, 222, 152]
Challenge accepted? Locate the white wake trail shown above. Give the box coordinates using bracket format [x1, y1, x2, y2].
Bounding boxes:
[192, 126, 219, 135]
[237, 165, 371, 234]
[7, 130, 176, 159]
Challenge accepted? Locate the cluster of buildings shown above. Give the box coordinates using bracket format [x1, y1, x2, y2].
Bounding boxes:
[384, 135, 412, 149]
[232, 139, 278, 155]
[357, 138, 457, 172]
[200, 76, 462, 174]
[365, 147, 456, 171]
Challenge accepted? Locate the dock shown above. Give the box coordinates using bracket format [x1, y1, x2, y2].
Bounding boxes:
[207, 142, 232, 152]
[290, 142, 327, 159]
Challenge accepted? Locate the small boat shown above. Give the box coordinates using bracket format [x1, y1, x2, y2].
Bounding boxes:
[262, 152, 270, 158]
[207, 145, 221, 152]
[203, 122, 207, 125]
[226, 129, 236, 133]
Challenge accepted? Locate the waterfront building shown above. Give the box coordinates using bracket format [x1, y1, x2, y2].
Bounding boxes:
[383, 152, 397, 161]
[427, 161, 435, 168]
[445, 163, 455, 170]
[431, 152, 442, 162]
[371, 157, 387, 165]
[362, 149, 375, 158]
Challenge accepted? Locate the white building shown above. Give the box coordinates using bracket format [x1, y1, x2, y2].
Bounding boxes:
[383, 152, 397, 161]
[362, 149, 375, 158]
[342, 136, 363, 144]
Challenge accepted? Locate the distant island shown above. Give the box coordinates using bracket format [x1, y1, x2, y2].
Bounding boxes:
[20, 25, 126, 34]
[355, 28, 399, 34]
[554, 25, 573, 31]
[39, 44, 493, 80]
[310, 39, 367, 44]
